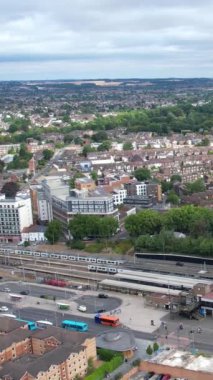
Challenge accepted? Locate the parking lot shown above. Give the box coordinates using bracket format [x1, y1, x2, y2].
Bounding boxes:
[0, 282, 75, 300]
[76, 294, 122, 314]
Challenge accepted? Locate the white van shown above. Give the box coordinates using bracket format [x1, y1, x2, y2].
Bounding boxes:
[78, 305, 87, 312]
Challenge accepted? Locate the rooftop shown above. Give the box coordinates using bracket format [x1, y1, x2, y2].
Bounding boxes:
[150, 349, 213, 374]
[0, 325, 93, 379]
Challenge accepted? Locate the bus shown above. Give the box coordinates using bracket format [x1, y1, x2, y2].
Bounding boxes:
[94, 314, 120, 327]
[61, 320, 88, 332]
[36, 320, 53, 329]
[57, 303, 70, 310]
[16, 318, 37, 331]
[9, 293, 23, 302]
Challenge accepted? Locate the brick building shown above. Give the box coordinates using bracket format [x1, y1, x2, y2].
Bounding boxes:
[0, 317, 97, 380]
[140, 348, 213, 380]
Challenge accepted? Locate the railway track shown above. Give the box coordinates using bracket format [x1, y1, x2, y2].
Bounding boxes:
[124, 260, 213, 280]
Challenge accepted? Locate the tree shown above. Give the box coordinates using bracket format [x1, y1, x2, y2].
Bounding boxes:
[146, 345, 153, 356]
[125, 210, 162, 237]
[91, 171, 98, 182]
[82, 145, 96, 157]
[43, 149, 54, 161]
[45, 220, 62, 244]
[170, 174, 182, 183]
[69, 215, 92, 240]
[97, 141, 112, 151]
[123, 142, 133, 150]
[153, 342, 159, 352]
[98, 217, 119, 239]
[1, 182, 19, 198]
[161, 180, 172, 193]
[69, 215, 118, 240]
[0, 160, 5, 173]
[92, 131, 108, 142]
[134, 167, 151, 181]
[185, 179, 205, 194]
[167, 190, 180, 205]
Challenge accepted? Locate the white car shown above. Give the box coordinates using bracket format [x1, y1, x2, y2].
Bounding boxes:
[78, 305, 87, 312]
[3, 288, 10, 293]
[0, 306, 9, 312]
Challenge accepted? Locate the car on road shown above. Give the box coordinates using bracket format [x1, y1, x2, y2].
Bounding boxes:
[77, 305, 87, 312]
[3, 288, 10, 292]
[98, 293, 108, 299]
[20, 290, 29, 295]
[176, 262, 184, 266]
[0, 306, 9, 312]
[96, 309, 106, 314]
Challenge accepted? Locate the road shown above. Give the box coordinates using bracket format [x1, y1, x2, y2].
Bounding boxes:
[1, 297, 213, 354]
[0, 282, 75, 299]
[0, 282, 122, 313]
[1, 302, 212, 352]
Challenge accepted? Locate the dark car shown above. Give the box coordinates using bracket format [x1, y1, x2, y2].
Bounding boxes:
[98, 293, 108, 299]
[20, 290, 29, 295]
[96, 309, 106, 313]
[176, 262, 184, 267]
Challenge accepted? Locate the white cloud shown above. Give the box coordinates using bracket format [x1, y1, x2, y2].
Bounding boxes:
[0, 0, 212, 79]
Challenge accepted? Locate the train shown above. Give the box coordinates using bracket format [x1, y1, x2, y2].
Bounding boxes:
[88, 265, 118, 274]
[0, 247, 124, 266]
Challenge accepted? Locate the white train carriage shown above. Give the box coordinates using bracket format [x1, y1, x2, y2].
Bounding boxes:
[1, 247, 124, 267]
[88, 265, 117, 274]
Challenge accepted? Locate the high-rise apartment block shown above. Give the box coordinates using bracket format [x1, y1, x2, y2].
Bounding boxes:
[0, 192, 33, 243]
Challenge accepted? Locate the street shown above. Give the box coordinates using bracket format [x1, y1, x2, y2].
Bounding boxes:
[0, 281, 213, 354]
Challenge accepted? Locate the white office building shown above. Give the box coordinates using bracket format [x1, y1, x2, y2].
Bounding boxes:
[135, 183, 147, 196]
[112, 188, 127, 205]
[0, 192, 33, 243]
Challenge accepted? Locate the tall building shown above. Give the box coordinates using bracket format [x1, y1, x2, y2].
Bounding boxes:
[0, 192, 33, 243]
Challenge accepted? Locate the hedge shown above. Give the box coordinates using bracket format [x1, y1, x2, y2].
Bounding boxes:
[97, 348, 121, 361]
[84, 355, 123, 380]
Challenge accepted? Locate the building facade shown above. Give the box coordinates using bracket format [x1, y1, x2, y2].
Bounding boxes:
[0, 192, 33, 243]
[0, 318, 97, 380]
[41, 177, 119, 232]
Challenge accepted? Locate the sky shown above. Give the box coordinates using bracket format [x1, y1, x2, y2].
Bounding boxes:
[0, 0, 213, 80]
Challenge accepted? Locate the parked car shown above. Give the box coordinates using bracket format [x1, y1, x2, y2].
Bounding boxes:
[0, 306, 9, 312]
[3, 288, 10, 292]
[176, 262, 184, 266]
[96, 309, 106, 313]
[98, 293, 108, 299]
[77, 305, 87, 312]
[20, 290, 29, 295]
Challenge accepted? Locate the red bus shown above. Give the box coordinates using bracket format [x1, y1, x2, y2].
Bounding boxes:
[95, 314, 120, 327]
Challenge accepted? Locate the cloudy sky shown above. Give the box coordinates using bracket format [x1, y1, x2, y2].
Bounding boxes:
[0, 0, 212, 80]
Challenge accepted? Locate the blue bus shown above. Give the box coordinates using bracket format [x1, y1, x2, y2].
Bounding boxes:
[16, 318, 37, 331]
[61, 320, 88, 332]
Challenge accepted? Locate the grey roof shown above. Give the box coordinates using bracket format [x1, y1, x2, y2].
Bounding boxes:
[96, 330, 135, 352]
[0, 326, 93, 380]
[0, 317, 26, 334]
[0, 328, 31, 351]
